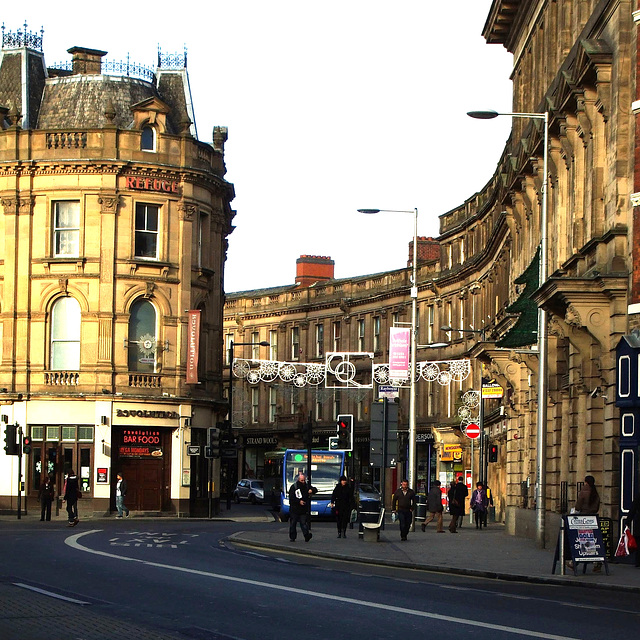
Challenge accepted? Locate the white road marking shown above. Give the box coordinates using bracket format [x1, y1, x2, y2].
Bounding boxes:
[65, 530, 584, 640]
[13, 582, 91, 605]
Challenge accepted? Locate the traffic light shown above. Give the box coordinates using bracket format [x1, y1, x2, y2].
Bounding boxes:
[301, 420, 312, 448]
[23, 435, 32, 455]
[3, 424, 18, 456]
[336, 414, 353, 451]
[208, 427, 221, 458]
[489, 443, 498, 463]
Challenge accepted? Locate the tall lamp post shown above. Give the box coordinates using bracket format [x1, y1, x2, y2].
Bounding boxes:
[228, 339, 270, 510]
[468, 109, 549, 548]
[358, 208, 419, 501]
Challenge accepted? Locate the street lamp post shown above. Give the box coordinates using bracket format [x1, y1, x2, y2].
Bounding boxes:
[468, 109, 549, 548]
[228, 339, 270, 510]
[358, 208, 419, 503]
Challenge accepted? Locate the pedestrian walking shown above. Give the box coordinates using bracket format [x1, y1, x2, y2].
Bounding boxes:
[482, 484, 494, 527]
[38, 476, 55, 522]
[330, 475, 355, 538]
[421, 480, 445, 533]
[115, 472, 130, 518]
[288, 472, 317, 542]
[392, 479, 416, 541]
[470, 481, 489, 529]
[625, 494, 640, 568]
[455, 476, 468, 528]
[448, 480, 459, 533]
[63, 470, 80, 526]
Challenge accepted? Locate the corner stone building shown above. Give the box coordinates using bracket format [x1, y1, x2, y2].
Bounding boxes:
[0, 29, 234, 517]
[225, 0, 640, 544]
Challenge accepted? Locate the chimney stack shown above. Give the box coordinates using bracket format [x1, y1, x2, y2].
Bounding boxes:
[295, 255, 335, 288]
[408, 237, 439, 267]
[67, 46, 107, 75]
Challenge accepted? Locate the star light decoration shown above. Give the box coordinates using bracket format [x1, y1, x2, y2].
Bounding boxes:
[458, 390, 481, 432]
[232, 352, 471, 389]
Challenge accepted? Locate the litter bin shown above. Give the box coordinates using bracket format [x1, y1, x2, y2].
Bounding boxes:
[415, 494, 427, 522]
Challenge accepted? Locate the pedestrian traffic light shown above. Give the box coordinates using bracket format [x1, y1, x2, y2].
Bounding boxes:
[208, 427, 221, 458]
[336, 414, 353, 451]
[23, 435, 32, 455]
[489, 443, 498, 463]
[3, 424, 18, 456]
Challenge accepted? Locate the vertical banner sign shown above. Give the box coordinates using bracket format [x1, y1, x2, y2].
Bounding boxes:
[187, 310, 201, 384]
[389, 327, 411, 379]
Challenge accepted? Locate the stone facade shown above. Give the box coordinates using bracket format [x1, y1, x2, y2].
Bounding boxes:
[224, 0, 638, 542]
[0, 31, 234, 517]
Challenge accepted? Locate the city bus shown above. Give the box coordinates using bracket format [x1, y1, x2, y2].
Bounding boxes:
[264, 449, 346, 520]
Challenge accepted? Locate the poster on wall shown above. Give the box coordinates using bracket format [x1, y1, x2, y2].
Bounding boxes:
[119, 429, 163, 458]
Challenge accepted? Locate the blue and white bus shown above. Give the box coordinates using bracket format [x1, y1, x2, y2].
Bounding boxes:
[264, 449, 346, 520]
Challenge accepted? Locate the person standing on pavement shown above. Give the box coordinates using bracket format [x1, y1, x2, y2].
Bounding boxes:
[470, 482, 489, 529]
[288, 472, 317, 542]
[574, 475, 601, 572]
[115, 472, 130, 518]
[422, 480, 444, 533]
[38, 476, 55, 522]
[392, 479, 416, 541]
[331, 475, 355, 538]
[448, 480, 459, 533]
[63, 470, 80, 526]
[455, 476, 469, 530]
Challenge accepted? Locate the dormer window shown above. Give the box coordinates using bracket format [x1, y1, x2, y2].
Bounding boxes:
[141, 125, 156, 151]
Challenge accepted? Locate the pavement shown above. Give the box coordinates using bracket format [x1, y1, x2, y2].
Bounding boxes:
[2, 506, 640, 639]
[226, 510, 640, 594]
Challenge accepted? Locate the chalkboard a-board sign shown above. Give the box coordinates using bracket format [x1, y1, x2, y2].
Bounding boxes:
[553, 515, 609, 575]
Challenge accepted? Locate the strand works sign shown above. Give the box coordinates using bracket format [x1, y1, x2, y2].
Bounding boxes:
[119, 429, 163, 458]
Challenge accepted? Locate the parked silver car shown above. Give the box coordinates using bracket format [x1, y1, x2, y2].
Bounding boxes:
[233, 479, 264, 504]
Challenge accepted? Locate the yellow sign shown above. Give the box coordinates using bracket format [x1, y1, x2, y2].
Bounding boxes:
[441, 444, 463, 462]
[482, 384, 504, 399]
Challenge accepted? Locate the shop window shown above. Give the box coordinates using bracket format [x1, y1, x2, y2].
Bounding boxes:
[141, 125, 156, 151]
[53, 201, 80, 257]
[78, 426, 94, 441]
[128, 299, 157, 372]
[50, 297, 81, 370]
[134, 203, 159, 259]
[62, 426, 77, 441]
[46, 426, 59, 441]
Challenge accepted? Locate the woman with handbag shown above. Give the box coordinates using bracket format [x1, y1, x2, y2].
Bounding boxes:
[331, 475, 355, 538]
[625, 494, 640, 568]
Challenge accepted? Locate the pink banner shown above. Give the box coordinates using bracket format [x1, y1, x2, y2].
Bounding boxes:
[186, 310, 201, 384]
[389, 327, 410, 379]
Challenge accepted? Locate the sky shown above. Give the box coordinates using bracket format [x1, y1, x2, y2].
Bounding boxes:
[5, 1, 513, 293]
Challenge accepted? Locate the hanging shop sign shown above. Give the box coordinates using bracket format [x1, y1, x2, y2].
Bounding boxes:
[441, 444, 463, 462]
[186, 310, 201, 385]
[482, 384, 504, 399]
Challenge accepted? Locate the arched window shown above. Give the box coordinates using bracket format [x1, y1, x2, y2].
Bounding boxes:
[50, 297, 81, 370]
[128, 299, 157, 372]
[141, 125, 156, 151]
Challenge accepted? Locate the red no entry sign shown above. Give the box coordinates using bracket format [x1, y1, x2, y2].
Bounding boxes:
[466, 423, 480, 439]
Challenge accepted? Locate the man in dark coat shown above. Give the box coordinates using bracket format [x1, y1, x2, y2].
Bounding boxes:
[454, 476, 469, 529]
[331, 475, 355, 538]
[288, 472, 317, 542]
[38, 476, 55, 522]
[63, 470, 80, 526]
[392, 479, 416, 541]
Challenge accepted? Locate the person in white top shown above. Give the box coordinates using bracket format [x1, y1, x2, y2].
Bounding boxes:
[115, 472, 130, 518]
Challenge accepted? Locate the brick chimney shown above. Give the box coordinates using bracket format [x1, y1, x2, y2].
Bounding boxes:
[67, 46, 107, 75]
[408, 237, 439, 267]
[295, 255, 335, 288]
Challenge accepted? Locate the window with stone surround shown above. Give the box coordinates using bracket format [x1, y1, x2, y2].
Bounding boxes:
[134, 203, 159, 259]
[50, 296, 81, 370]
[141, 125, 156, 151]
[127, 298, 157, 372]
[53, 201, 80, 257]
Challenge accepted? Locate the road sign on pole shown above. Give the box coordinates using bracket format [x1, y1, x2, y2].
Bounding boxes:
[465, 423, 481, 439]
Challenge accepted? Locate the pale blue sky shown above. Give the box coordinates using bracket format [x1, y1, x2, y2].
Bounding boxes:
[4, 1, 513, 292]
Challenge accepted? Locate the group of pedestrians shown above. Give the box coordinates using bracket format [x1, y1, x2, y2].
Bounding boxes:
[36, 470, 131, 525]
